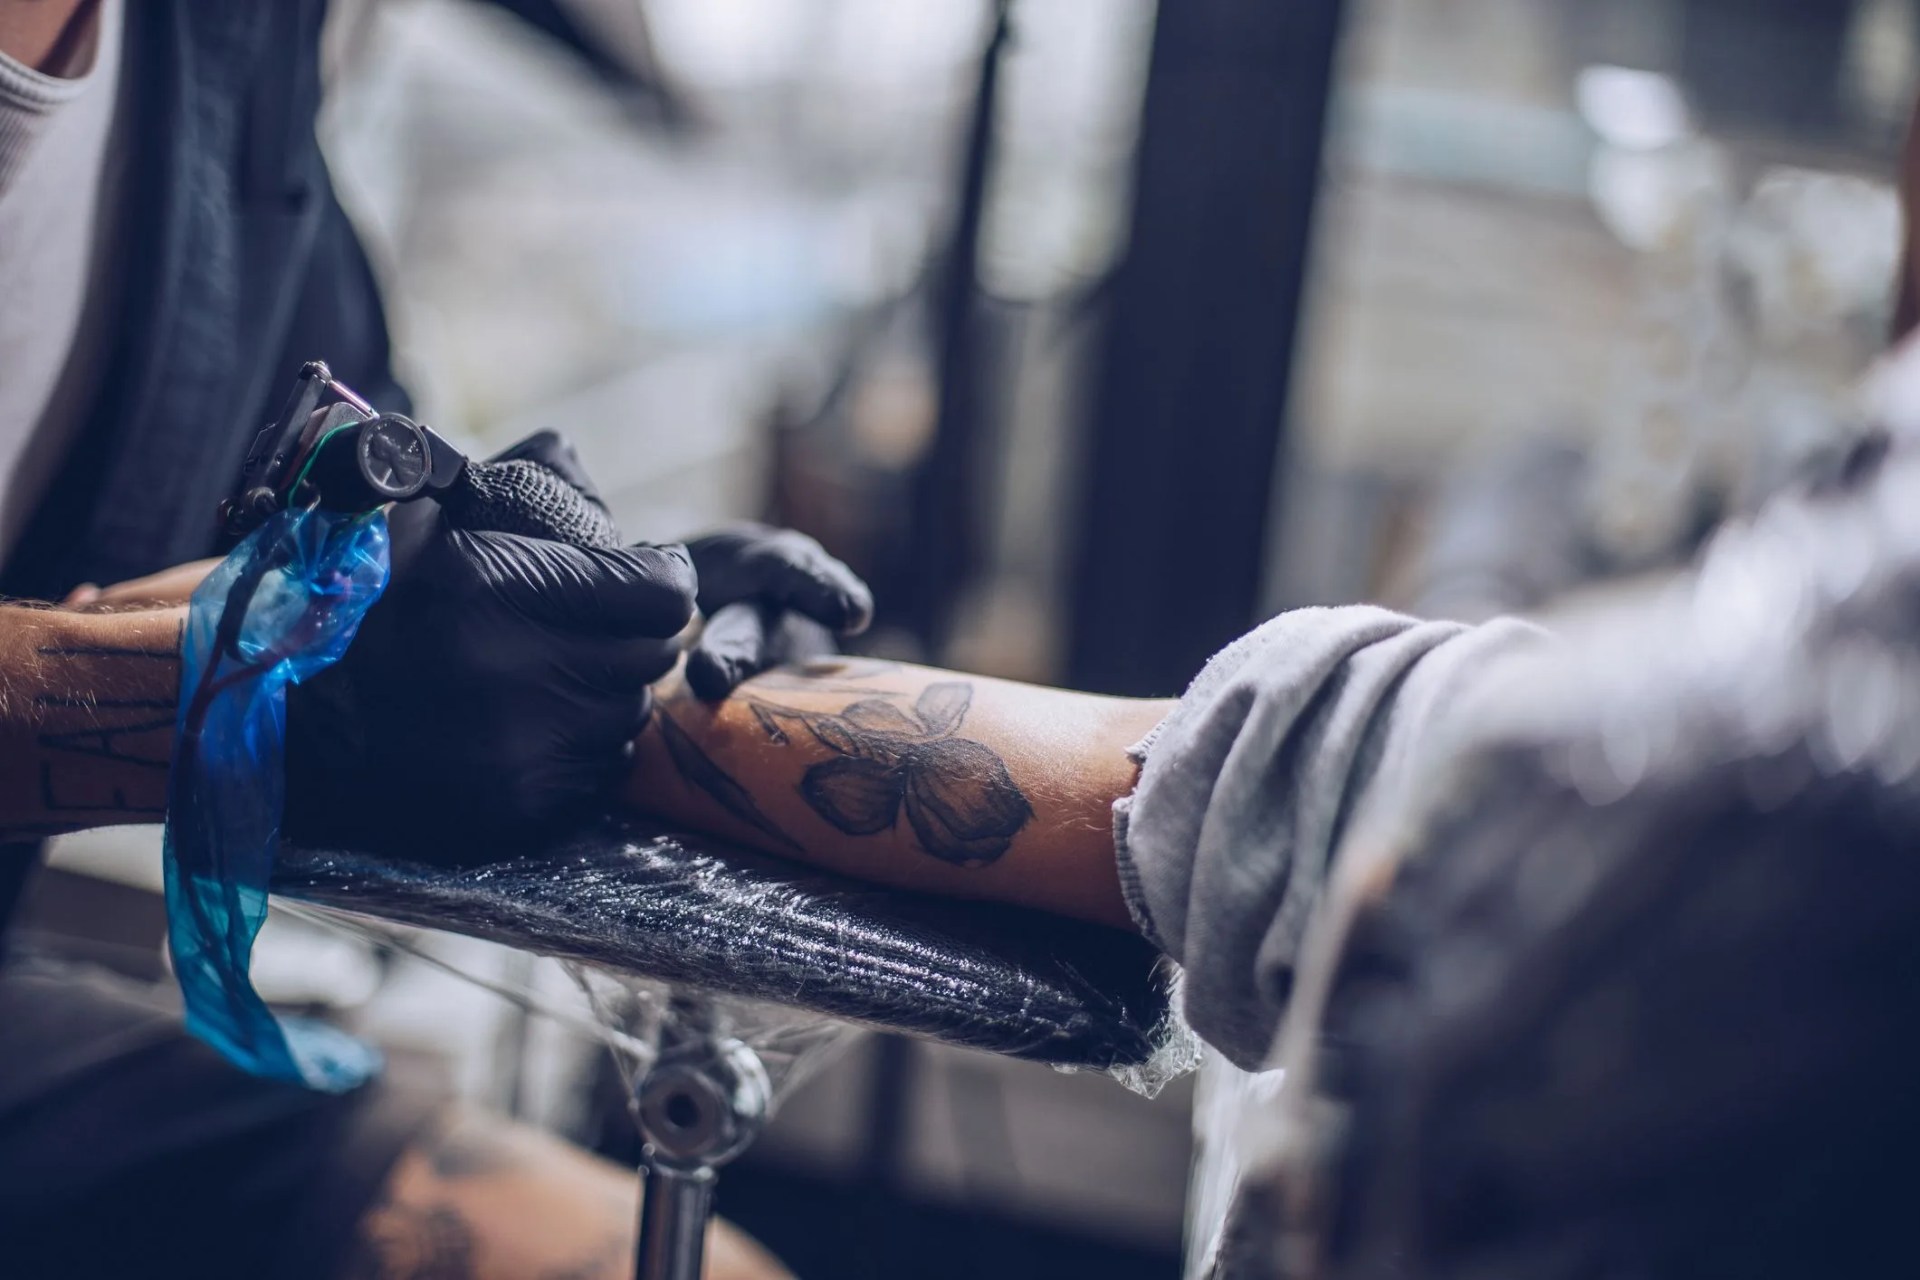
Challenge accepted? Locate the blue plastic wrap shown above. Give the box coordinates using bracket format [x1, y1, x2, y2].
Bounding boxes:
[164, 505, 390, 1092]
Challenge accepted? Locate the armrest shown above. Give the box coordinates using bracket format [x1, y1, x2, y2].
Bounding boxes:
[273, 820, 1168, 1070]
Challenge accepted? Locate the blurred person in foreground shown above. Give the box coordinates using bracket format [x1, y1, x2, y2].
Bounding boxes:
[0, 3, 864, 1277]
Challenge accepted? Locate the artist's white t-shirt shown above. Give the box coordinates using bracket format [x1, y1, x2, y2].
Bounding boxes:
[0, 0, 130, 564]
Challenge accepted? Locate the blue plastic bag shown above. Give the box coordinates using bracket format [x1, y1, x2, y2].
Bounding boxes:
[163, 504, 390, 1092]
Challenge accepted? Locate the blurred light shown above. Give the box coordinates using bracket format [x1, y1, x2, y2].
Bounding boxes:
[1576, 65, 1692, 151]
[1338, 85, 1592, 198]
[1725, 168, 1901, 343]
[1587, 144, 1721, 253]
[849, 359, 937, 470]
[1843, 0, 1920, 131]
[644, 0, 812, 89]
[1821, 637, 1901, 771]
[1861, 333, 1920, 440]
[647, 0, 978, 95]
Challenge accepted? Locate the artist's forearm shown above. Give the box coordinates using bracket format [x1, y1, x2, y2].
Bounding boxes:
[626, 659, 1170, 930]
[0, 606, 183, 840]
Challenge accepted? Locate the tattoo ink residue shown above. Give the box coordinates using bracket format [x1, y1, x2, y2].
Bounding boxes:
[752, 682, 1032, 867]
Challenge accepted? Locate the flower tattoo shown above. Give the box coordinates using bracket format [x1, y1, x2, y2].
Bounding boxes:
[655, 677, 1033, 868]
[764, 683, 1032, 866]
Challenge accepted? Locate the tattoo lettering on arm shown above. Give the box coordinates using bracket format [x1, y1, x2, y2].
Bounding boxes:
[33, 644, 181, 660]
[26, 643, 179, 827]
[655, 675, 1034, 868]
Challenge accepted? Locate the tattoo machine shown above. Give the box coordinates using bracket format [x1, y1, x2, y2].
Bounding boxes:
[216, 360, 468, 540]
[219, 360, 619, 547]
[212, 369, 811, 1277]
[164, 361, 613, 1093]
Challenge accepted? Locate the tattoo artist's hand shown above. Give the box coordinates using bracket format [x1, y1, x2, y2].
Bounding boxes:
[682, 523, 874, 699]
[285, 431, 697, 858]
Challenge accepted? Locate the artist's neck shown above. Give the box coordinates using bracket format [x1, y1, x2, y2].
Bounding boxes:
[0, 0, 97, 75]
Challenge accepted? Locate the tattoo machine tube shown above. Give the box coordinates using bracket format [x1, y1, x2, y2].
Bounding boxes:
[163, 504, 391, 1092]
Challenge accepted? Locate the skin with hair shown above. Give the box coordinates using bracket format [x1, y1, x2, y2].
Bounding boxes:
[0, 604, 183, 841]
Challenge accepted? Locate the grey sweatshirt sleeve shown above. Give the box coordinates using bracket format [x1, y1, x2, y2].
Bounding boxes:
[1112, 606, 1547, 1070]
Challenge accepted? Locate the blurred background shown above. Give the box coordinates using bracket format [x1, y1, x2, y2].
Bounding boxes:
[19, 1, 1919, 1277]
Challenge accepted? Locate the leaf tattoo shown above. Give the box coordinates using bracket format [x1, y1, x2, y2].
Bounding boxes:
[913, 682, 970, 735]
[656, 709, 804, 853]
[750, 681, 1032, 867]
[748, 701, 789, 744]
[840, 700, 921, 734]
[899, 737, 1031, 865]
[802, 756, 901, 834]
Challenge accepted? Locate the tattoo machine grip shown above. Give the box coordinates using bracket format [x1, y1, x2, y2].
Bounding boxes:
[438, 458, 621, 550]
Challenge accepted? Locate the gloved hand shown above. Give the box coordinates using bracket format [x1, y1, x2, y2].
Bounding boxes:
[683, 523, 874, 699]
[285, 432, 695, 857]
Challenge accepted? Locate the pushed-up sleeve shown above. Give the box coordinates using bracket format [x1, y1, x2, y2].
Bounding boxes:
[1113, 606, 1546, 1068]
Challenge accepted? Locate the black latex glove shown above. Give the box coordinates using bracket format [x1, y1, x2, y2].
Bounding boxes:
[285, 432, 696, 858]
[683, 523, 874, 699]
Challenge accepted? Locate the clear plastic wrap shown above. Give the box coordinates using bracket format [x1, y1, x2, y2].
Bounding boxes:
[565, 963, 862, 1107]
[165, 505, 390, 1092]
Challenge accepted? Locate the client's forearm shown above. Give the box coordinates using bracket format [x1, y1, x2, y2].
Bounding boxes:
[0, 606, 184, 840]
[626, 659, 1170, 930]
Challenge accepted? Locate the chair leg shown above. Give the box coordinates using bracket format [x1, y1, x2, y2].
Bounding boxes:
[635, 1164, 717, 1280]
[631, 1028, 772, 1280]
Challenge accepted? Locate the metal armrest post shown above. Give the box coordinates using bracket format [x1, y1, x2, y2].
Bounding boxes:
[631, 1010, 771, 1280]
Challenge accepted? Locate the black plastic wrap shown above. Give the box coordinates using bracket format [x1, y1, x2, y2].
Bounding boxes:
[273, 820, 1174, 1077]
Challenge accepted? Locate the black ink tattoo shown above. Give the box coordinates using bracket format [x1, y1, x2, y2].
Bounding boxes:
[35, 694, 172, 817]
[25, 637, 180, 821]
[37, 713, 174, 764]
[35, 695, 173, 818]
[656, 709, 804, 853]
[652, 675, 1033, 866]
[33, 644, 180, 661]
[757, 682, 1031, 866]
[345, 1204, 476, 1280]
